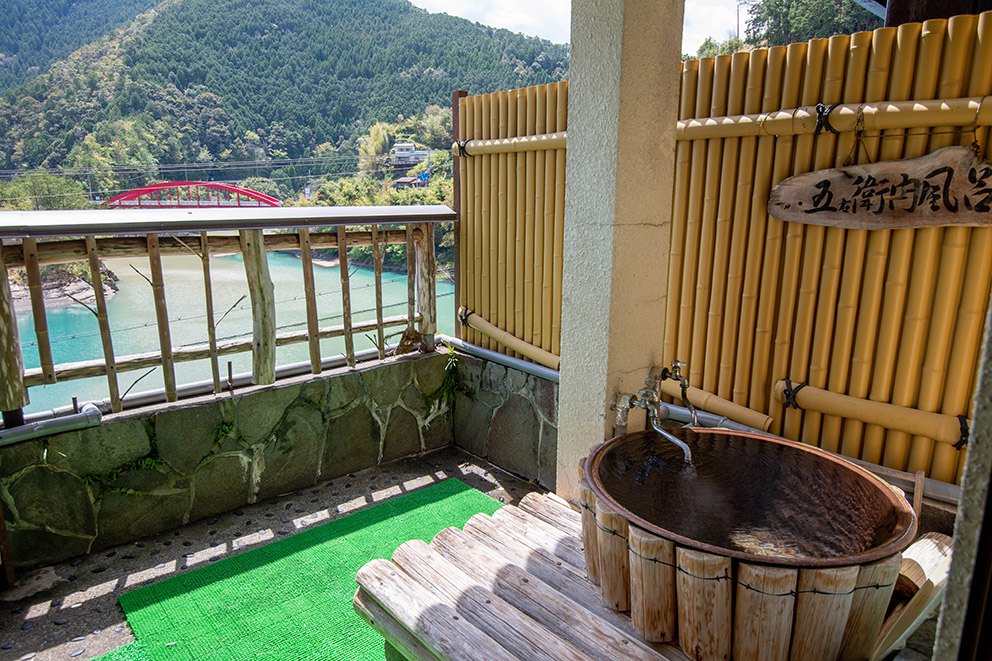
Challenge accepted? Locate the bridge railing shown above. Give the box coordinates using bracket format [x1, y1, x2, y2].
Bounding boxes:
[0, 205, 453, 421]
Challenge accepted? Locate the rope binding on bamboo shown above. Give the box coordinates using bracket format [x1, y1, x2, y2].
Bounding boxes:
[814, 102, 842, 135]
[955, 415, 969, 450]
[782, 379, 808, 410]
[456, 140, 472, 157]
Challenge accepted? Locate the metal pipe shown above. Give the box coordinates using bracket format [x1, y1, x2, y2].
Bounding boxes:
[0, 402, 101, 445]
[438, 334, 559, 383]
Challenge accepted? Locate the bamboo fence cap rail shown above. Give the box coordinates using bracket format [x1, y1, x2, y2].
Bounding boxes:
[676, 95, 992, 141]
[0, 205, 456, 239]
[450, 131, 567, 157]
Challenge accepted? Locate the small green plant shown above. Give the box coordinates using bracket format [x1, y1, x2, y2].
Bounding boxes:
[424, 343, 463, 413]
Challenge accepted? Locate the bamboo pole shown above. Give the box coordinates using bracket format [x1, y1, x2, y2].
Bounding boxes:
[628, 526, 676, 643]
[595, 498, 630, 612]
[21, 314, 416, 387]
[85, 235, 121, 412]
[772, 380, 969, 445]
[801, 30, 874, 451]
[836, 24, 912, 461]
[298, 227, 321, 374]
[523, 85, 537, 354]
[733, 562, 797, 661]
[658, 379, 772, 431]
[458, 308, 559, 370]
[907, 13, 981, 477]
[338, 227, 355, 367]
[675, 94, 992, 140]
[199, 232, 222, 394]
[147, 233, 177, 400]
[496, 90, 508, 353]
[505, 89, 518, 358]
[239, 229, 276, 385]
[932, 12, 992, 484]
[0, 239, 28, 414]
[450, 132, 568, 155]
[453, 89, 467, 343]
[514, 89, 527, 357]
[663, 60, 700, 374]
[749, 41, 807, 419]
[488, 92, 500, 352]
[480, 93, 493, 351]
[532, 84, 547, 350]
[552, 81, 567, 356]
[881, 18, 953, 472]
[716, 50, 761, 400]
[21, 238, 55, 384]
[415, 223, 436, 348]
[838, 554, 902, 661]
[577, 477, 601, 586]
[703, 52, 747, 393]
[370, 225, 386, 360]
[458, 93, 470, 342]
[677, 58, 715, 369]
[690, 54, 731, 388]
[790, 566, 859, 661]
[541, 83, 556, 353]
[471, 93, 483, 347]
[676, 547, 732, 660]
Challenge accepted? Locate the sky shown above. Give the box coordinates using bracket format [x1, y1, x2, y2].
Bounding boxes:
[409, 0, 741, 57]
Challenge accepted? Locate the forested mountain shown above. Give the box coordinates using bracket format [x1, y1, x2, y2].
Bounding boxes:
[0, 0, 163, 90]
[0, 0, 568, 179]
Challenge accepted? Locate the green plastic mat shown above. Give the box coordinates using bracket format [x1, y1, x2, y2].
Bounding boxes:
[105, 479, 501, 661]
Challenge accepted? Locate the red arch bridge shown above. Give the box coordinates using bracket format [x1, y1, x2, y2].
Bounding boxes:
[104, 181, 281, 208]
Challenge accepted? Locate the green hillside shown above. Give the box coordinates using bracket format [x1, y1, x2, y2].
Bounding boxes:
[0, 0, 568, 182]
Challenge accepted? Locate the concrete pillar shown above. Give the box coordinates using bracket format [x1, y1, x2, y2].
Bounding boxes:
[557, 0, 684, 501]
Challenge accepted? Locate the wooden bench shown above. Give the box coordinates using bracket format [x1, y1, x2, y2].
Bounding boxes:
[353, 492, 689, 661]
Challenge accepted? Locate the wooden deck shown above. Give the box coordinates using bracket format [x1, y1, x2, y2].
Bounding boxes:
[353, 492, 690, 661]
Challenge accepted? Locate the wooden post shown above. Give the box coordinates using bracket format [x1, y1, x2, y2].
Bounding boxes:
[629, 525, 677, 642]
[370, 225, 386, 360]
[298, 227, 321, 374]
[676, 547, 732, 661]
[577, 478, 601, 586]
[200, 232, 222, 394]
[415, 223, 436, 350]
[239, 229, 276, 385]
[452, 89, 467, 341]
[405, 224, 416, 333]
[147, 233, 177, 401]
[0, 239, 28, 418]
[790, 565, 859, 661]
[595, 497, 630, 611]
[21, 238, 55, 384]
[85, 236, 121, 412]
[733, 562, 797, 661]
[336, 227, 355, 367]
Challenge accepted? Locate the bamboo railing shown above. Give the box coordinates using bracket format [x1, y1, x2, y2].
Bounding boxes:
[0, 206, 451, 418]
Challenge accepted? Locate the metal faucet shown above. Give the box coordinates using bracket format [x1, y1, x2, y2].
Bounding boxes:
[630, 375, 693, 464]
[662, 359, 699, 427]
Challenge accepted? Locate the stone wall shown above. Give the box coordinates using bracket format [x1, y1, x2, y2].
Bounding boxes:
[0, 353, 450, 569]
[451, 354, 558, 491]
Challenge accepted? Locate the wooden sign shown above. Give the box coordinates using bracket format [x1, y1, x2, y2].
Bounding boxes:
[768, 146, 992, 229]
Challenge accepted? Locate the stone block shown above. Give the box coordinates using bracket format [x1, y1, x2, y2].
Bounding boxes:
[487, 395, 540, 480]
[527, 375, 558, 423]
[191, 454, 251, 522]
[362, 361, 411, 409]
[300, 377, 328, 409]
[539, 421, 558, 491]
[477, 388, 505, 409]
[504, 366, 528, 394]
[453, 392, 492, 458]
[422, 409, 453, 452]
[254, 404, 323, 501]
[325, 372, 365, 414]
[236, 384, 301, 445]
[456, 355, 484, 393]
[402, 384, 427, 413]
[481, 362, 508, 395]
[414, 352, 449, 396]
[322, 405, 379, 480]
[7, 467, 95, 536]
[48, 420, 151, 477]
[8, 529, 92, 569]
[155, 401, 224, 475]
[109, 466, 171, 493]
[95, 490, 190, 550]
[383, 407, 421, 463]
[0, 440, 42, 479]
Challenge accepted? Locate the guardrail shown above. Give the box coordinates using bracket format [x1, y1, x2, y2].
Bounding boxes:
[0, 205, 454, 424]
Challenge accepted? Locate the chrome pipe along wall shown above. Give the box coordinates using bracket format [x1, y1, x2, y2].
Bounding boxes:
[0, 402, 102, 446]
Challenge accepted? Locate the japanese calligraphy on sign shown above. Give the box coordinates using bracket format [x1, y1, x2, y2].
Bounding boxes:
[768, 146, 992, 229]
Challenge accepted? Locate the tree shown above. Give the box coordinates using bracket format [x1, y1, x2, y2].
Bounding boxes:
[745, 0, 882, 47]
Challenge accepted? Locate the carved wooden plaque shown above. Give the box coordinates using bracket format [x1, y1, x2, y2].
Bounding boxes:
[768, 146, 992, 229]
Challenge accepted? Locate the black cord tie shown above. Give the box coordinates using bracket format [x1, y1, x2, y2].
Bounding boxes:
[458, 307, 473, 327]
[456, 140, 472, 157]
[955, 415, 969, 450]
[782, 380, 808, 410]
[814, 102, 842, 135]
